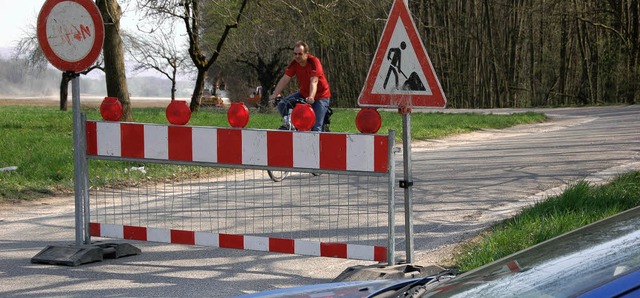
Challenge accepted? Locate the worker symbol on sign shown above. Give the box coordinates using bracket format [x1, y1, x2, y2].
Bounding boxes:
[383, 41, 426, 91]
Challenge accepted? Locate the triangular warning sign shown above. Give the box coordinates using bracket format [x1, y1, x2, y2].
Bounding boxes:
[358, 0, 446, 108]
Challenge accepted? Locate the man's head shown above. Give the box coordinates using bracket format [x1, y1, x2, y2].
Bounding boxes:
[293, 41, 309, 64]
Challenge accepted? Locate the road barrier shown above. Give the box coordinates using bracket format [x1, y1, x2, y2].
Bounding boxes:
[83, 121, 399, 263]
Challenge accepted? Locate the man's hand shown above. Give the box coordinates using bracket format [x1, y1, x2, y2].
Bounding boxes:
[305, 97, 315, 104]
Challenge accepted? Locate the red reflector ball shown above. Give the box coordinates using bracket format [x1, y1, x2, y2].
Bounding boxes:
[356, 108, 382, 134]
[227, 102, 250, 128]
[291, 104, 316, 131]
[166, 100, 191, 125]
[100, 97, 123, 121]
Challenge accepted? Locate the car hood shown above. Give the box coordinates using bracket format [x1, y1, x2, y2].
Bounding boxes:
[421, 206, 640, 297]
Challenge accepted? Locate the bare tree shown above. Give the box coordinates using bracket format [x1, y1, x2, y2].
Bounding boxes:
[122, 29, 187, 100]
[14, 27, 103, 111]
[138, 0, 249, 112]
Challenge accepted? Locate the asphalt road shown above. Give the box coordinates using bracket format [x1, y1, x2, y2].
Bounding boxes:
[1, 105, 639, 297]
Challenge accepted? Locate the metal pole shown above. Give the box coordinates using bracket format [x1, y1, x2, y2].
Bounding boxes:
[71, 73, 84, 246]
[387, 130, 396, 265]
[402, 111, 414, 263]
[81, 112, 91, 245]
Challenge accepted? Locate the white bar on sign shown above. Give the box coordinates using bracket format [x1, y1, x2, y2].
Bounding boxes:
[195, 231, 219, 247]
[97, 122, 121, 156]
[347, 244, 374, 260]
[294, 239, 321, 256]
[346, 134, 374, 171]
[242, 130, 268, 166]
[192, 127, 218, 163]
[100, 223, 123, 238]
[147, 227, 171, 243]
[293, 132, 320, 169]
[144, 125, 168, 160]
[244, 235, 269, 251]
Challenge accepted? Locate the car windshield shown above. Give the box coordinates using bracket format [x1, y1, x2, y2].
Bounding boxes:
[420, 207, 640, 297]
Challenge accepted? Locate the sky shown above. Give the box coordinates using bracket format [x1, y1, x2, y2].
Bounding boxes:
[0, 0, 41, 48]
[0, 0, 140, 49]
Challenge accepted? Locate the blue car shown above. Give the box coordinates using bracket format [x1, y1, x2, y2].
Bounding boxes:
[239, 205, 640, 297]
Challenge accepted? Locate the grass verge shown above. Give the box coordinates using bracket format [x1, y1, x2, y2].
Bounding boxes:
[451, 171, 640, 271]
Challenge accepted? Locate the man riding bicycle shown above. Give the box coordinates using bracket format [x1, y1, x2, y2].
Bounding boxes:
[269, 41, 331, 131]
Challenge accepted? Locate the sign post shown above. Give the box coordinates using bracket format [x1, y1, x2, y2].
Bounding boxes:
[31, 0, 138, 266]
[37, 0, 105, 246]
[358, 0, 446, 264]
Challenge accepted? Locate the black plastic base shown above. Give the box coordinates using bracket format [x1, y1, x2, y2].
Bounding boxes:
[31, 242, 141, 266]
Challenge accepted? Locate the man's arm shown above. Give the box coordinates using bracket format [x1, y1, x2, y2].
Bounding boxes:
[269, 75, 292, 100]
[306, 76, 319, 103]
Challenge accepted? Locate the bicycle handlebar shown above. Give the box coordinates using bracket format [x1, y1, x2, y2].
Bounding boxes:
[275, 96, 308, 105]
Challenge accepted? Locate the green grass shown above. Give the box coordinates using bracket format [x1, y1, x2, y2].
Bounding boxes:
[452, 171, 640, 271]
[0, 105, 545, 202]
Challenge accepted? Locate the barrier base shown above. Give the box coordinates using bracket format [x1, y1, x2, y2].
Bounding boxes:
[31, 242, 141, 266]
[333, 263, 445, 282]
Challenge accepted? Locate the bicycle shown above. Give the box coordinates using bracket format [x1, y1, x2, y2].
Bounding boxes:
[267, 96, 332, 182]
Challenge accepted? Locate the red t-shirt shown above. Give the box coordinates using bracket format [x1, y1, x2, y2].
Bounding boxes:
[284, 55, 331, 99]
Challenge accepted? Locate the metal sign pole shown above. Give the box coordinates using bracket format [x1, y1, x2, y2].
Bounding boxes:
[387, 130, 397, 265]
[401, 109, 414, 263]
[81, 112, 91, 245]
[71, 74, 84, 246]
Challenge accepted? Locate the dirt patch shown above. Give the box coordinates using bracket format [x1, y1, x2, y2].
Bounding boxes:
[0, 195, 73, 211]
[0, 98, 61, 106]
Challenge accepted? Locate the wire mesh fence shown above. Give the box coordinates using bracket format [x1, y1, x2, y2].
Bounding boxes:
[90, 165, 391, 248]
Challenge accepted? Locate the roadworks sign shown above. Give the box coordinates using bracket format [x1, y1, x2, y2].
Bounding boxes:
[358, 0, 446, 108]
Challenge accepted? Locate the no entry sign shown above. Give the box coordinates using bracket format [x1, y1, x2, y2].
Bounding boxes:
[37, 0, 104, 72]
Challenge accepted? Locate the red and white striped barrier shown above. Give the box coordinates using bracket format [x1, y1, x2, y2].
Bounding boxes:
[86, 121, 390, 173]
[90, 222, 388, 262]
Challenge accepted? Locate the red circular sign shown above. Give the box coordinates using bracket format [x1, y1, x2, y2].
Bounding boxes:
[37, 0, 104, 72]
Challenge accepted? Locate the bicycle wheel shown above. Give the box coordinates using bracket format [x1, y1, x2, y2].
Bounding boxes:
[268, 170, 290, 182]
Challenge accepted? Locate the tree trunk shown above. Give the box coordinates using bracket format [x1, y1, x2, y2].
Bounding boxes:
[190, 69, 206, 111]
[59, 73, 70, 111]
[171, 67, 177, 100]
[629, 0, 639, 104]
[96, 0, 132, 121]
[559, 13, 568, 105]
